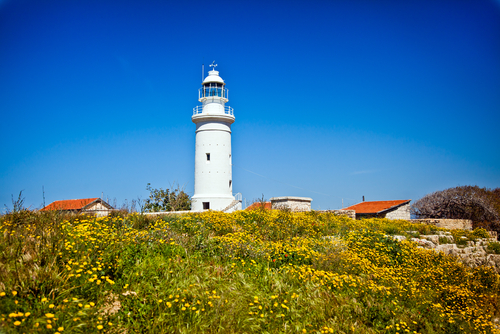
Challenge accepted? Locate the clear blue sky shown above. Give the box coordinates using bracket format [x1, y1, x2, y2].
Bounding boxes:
[1, 0, 499, 211]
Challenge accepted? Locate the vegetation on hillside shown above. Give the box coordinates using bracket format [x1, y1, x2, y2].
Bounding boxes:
[1, 209, 499, 333]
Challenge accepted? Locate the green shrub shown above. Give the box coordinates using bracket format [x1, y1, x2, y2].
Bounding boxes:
[438, 236, 452, 244]
[472, 228, 490, 239]
[487, 242, 500, 254]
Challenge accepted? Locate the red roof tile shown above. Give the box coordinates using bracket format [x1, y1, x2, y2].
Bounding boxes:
[40, 198, 99, 211]
[342, 200, 410, 214]
[246, 202, 272, 210]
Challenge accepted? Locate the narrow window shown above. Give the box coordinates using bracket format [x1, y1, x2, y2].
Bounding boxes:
[206, 153, 210, 161]
[229, 180, 232, 188]
[203, 202, 210, 210]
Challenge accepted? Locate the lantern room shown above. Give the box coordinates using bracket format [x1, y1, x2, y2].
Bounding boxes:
[199, 67, 229, 101]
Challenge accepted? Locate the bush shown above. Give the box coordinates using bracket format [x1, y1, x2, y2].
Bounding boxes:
[143, 183, 191, 212]
[488, 242, 500, 255]
[412, 186, 499, 223]
[472, 228, 490, 239]
[439, 236, 452, 244]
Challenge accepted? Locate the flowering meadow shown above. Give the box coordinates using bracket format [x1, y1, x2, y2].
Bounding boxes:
[1, 209, 499, 333]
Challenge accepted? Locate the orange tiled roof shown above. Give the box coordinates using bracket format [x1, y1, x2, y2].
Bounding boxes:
[342, 200, 410, 214]
[40, 198, 99, 211]
[246, 202, 272, 210]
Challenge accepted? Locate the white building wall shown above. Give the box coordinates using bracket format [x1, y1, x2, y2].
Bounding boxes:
[384, 203, 411, 220]
[270, 197, 312, 212]
[84, 202, 112, 217]
[191, 69, 235, 212]
[192, 119, 234, 211]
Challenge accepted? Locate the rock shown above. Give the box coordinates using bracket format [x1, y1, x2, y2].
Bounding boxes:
[410, 219, 472, 230]
[475, 246, 487, 255]
[391, 235, 407, 242]
[487, 255, 500, 273]
[101, 293, 121, 316]
[411, 238, 436, 249]
[476, 239, 488, 247]
[412, 237, 500, 272]
[459, 253, 490, 268]
[122, 291, 137, 296]
[434, 244, 458, 255]
[421, 235, 440, 244]
[456, 246, 486, 255]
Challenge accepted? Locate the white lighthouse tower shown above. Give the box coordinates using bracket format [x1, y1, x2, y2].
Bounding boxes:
[191, 63, 240, 212]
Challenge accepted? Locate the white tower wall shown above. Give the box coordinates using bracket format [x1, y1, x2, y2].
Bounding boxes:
[191, 67, 236, 211]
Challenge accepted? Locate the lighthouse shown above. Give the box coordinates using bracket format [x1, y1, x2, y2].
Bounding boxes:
[191, 63, 240, 212]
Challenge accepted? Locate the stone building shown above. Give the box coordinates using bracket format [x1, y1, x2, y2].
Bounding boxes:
[342, 200, 411, 220]
[40, 198, 114, 217]
[270, 197, 312, 212]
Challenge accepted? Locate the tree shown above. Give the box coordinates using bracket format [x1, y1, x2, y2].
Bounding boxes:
[143, 183, 191, 213]
[411, 186, 500, 225]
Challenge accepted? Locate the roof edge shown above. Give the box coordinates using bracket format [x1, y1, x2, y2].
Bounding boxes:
[376, 200, 411, 214]
[81, 198, 114, 210]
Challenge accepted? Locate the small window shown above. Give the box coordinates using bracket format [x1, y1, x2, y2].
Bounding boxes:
[203, 202, 210, 210]
[206, 153, 210, 161]
[229, 180, 232, 188]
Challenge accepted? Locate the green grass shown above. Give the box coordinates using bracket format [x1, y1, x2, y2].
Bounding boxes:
[0, 210, 499, 333]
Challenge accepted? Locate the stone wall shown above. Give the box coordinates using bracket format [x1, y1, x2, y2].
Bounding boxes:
[387, 232, 500, 272]
[321, 209, 356, 220]
[384, 203, 411, 220]
[411, 219, 473, 231]
[270, 197, 312, 212]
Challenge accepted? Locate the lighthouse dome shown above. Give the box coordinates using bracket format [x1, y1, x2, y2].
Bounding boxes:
[203, 70, 225, 85]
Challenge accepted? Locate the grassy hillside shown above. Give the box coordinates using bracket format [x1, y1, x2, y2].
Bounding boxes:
[1, 210, 499, 333]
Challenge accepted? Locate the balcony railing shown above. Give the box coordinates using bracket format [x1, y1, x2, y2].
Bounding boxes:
[193, 105, 234, 116]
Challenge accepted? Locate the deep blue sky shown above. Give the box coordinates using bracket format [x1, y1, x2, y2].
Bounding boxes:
[1, 0, 499, 211]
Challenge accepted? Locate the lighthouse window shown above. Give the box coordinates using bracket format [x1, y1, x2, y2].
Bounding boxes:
[203, 202, 210, 210]
[206, 153, 210, 161]
[203, 83, 224, 97]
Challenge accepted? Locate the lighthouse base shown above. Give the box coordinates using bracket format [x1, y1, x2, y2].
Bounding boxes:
[191, 195, 236, 212]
